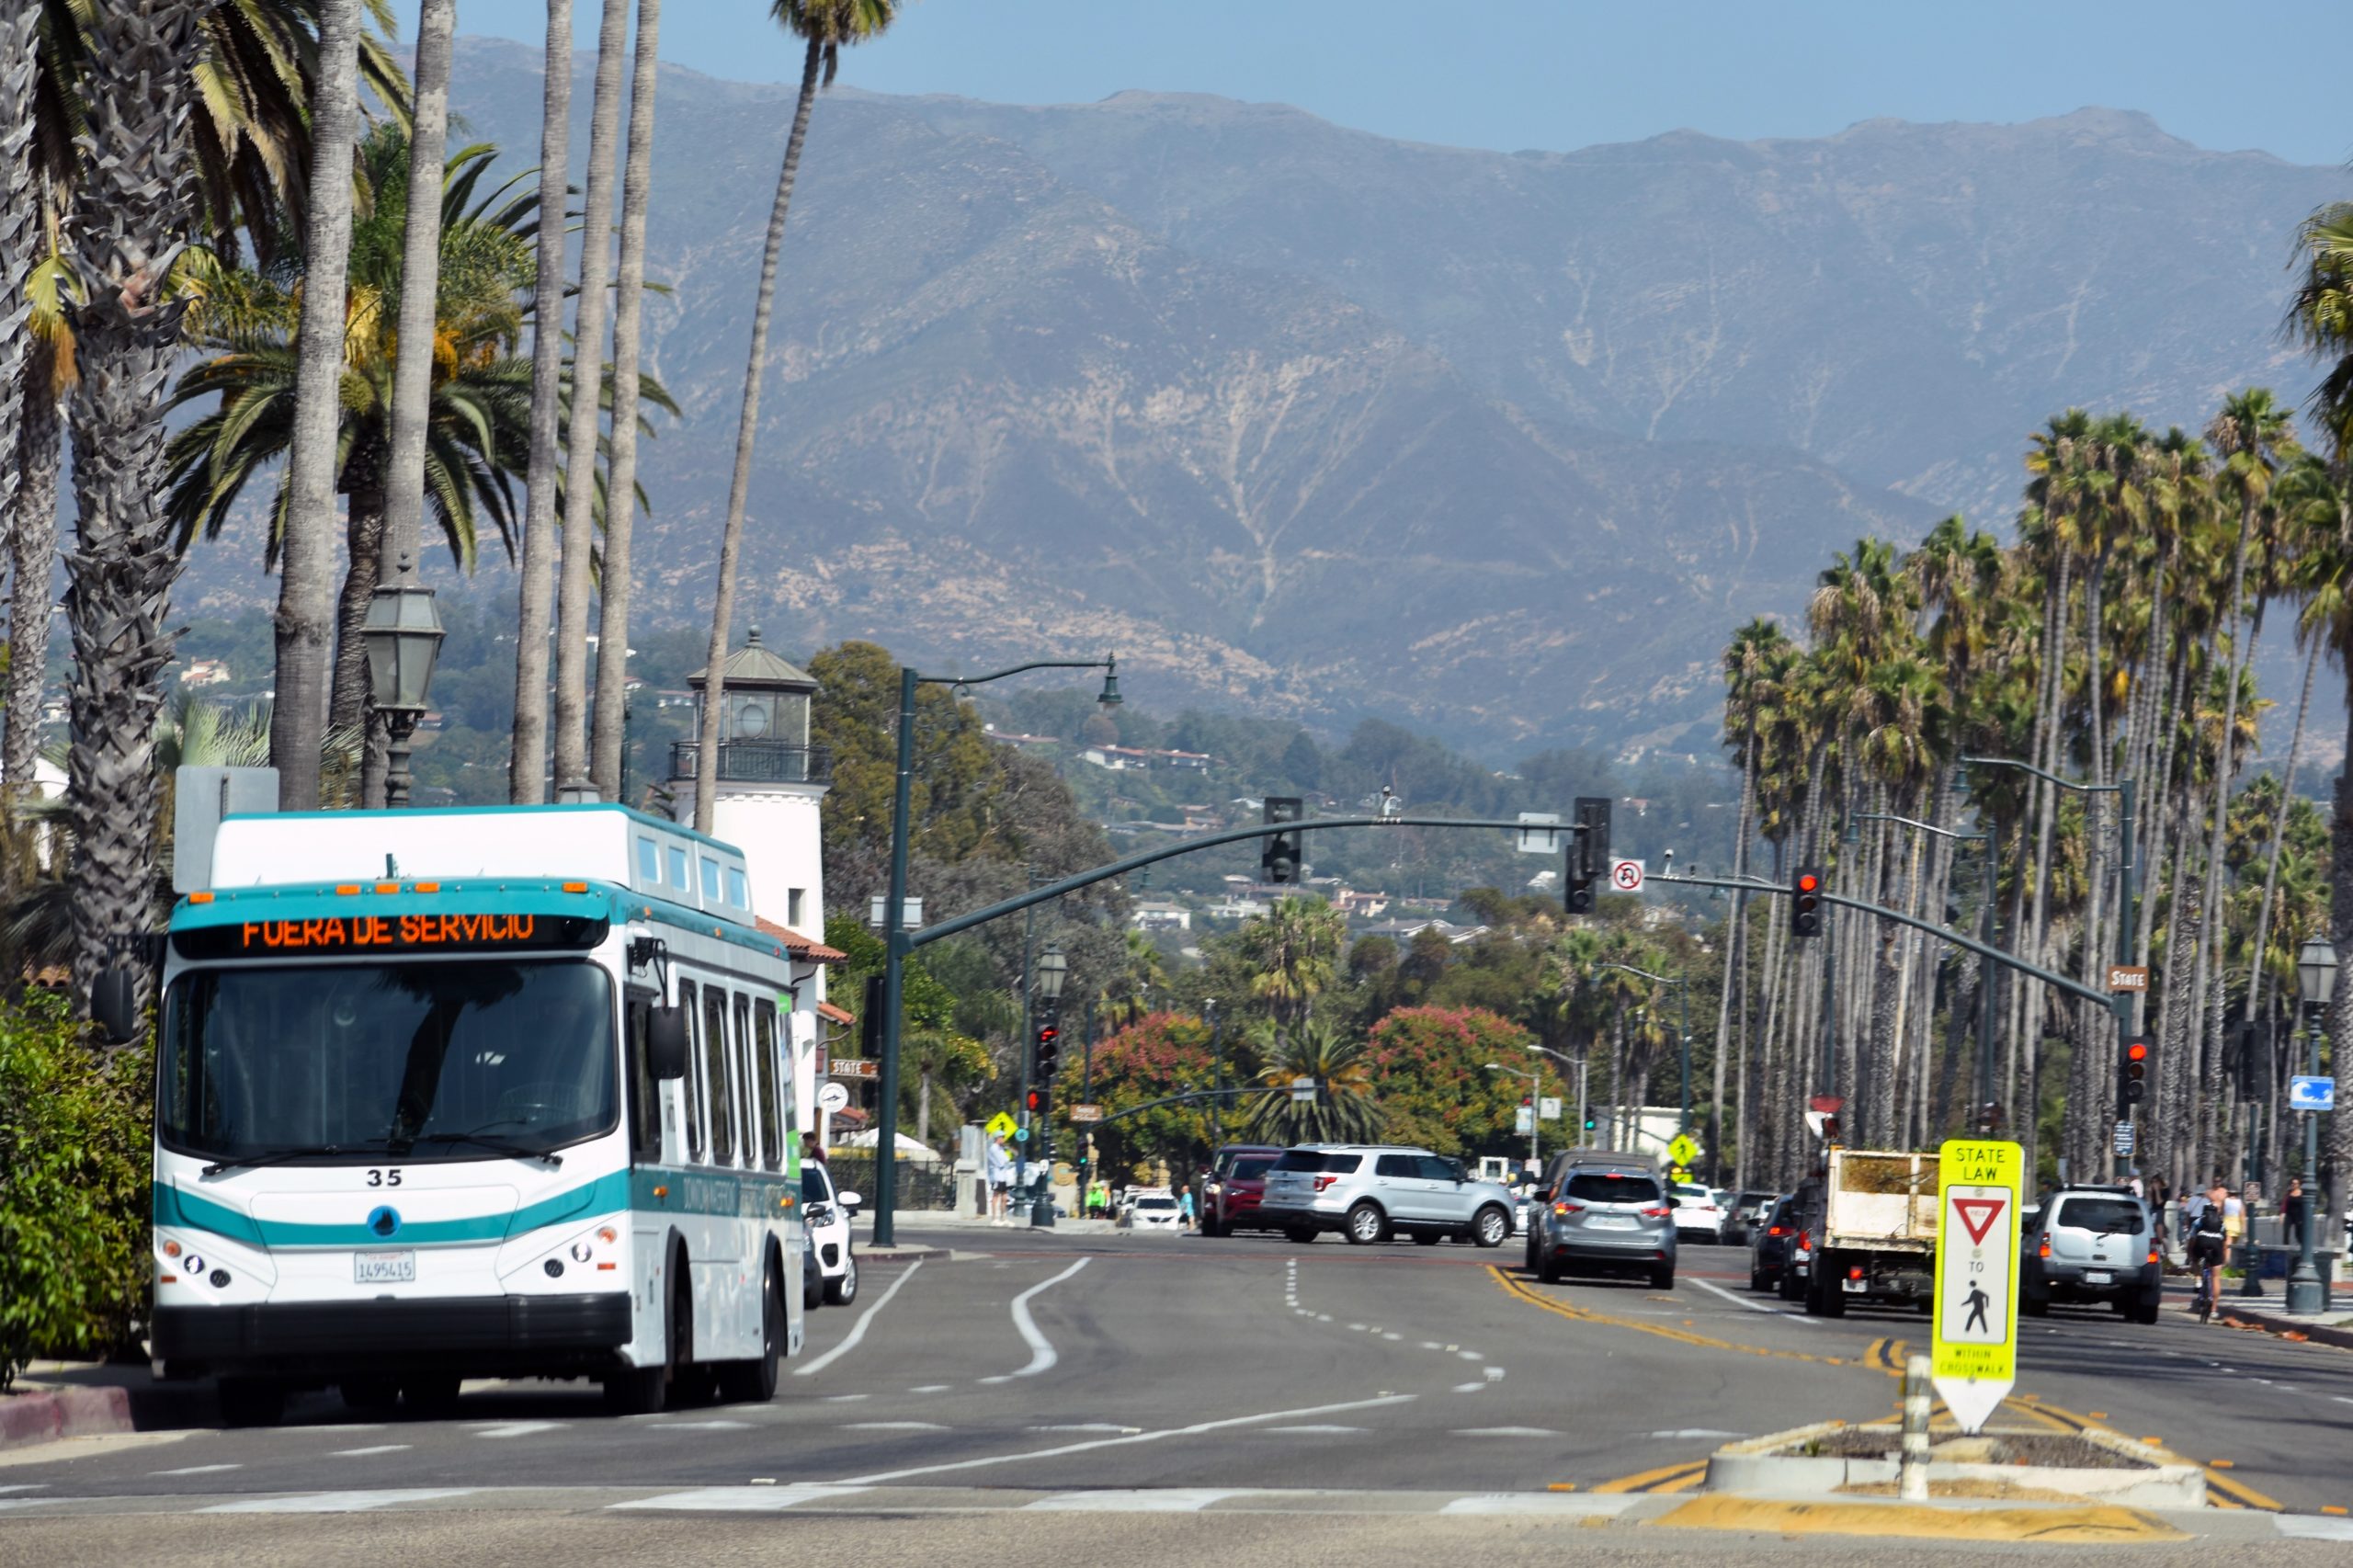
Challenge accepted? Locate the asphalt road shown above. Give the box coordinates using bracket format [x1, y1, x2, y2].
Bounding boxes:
[4, 1222, 2350, 1557]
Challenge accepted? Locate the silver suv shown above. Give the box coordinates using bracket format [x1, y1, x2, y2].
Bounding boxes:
[1525, 1159, 1677, 1288]
[2022, 1186, 2160, 1324]
[1258, 1145, 1518, 1247]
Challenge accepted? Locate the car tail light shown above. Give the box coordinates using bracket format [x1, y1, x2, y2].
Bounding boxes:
[1639, 1205, 1669, 1219]
[1553, 1200, 1583, 1215]
[2039, 1238, 2052, 1259]
[1313, 1175, 1340, 1192]
[1796, 1230, 1810, 1251]
[2147, 1246, 2160, 1266]
[1847, 1265, 1863, 1281]
[1768, 1225, 1785, 1237]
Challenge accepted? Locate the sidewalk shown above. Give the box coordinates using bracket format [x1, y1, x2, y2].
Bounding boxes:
[2215, 1299, 2353, 1349]
[1, 1358, 208, 1450]
[888, 1210, 1122, 1236]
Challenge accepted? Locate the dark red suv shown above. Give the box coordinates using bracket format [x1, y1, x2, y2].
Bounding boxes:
[1199, 1143, 1286, 1237]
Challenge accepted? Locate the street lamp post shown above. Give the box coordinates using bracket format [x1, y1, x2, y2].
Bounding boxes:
[875, 655, 1119, 1246]
[1604, 963, 1691, 1135]
[360, 578, 446, 809]
[1486, 1061, 1542, 1172]
[2286, 937, 2337, 1313]
[1030, 943, 1068, 1228]
[1526, 1044, 1589, 1152]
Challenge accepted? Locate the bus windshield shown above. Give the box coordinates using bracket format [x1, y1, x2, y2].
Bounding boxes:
[159, 960, 617, 1164]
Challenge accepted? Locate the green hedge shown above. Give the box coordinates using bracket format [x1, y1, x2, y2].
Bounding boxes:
[0, 994, 151, 1390]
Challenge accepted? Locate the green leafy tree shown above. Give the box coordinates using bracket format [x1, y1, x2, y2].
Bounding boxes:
[1363, 1006, 1547, 1158]
[1082, 1012, 1218, 1186]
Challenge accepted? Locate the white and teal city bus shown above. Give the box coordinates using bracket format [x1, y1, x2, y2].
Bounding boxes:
[141, 803, 806, 1425]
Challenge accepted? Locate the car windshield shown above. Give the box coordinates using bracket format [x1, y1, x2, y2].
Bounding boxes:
[158, 960, 617, 1163]
[2054, 1197, 2143, 1233]
[1136, 1197, 1177, 1210]
[1231, 1158, 1275, 1181]
[1673, 1184, 1713, 1202]
[1566, 1172, 1662, 1202]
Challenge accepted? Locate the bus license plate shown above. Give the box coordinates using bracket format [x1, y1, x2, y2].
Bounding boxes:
[355, 1250, 415, 1284]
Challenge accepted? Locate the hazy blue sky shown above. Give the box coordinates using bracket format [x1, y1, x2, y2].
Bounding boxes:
[434, 0, 2352, 167]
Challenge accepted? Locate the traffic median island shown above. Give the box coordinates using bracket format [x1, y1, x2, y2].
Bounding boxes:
[1647, 1493, 2188, 1542]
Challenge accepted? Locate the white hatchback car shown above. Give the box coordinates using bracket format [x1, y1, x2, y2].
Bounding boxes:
[801, 1162, 861, 1306]
[1127, 1191, 1185, 1232]
[1668, 1181, 1727, 1244]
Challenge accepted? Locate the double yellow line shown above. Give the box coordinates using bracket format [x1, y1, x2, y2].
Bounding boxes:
[1590, 1460, 1708, 1494]
[1488, 1266, 1862, 1368]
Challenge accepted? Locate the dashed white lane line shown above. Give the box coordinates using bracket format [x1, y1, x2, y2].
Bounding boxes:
[794, 1258, 925, 1379]
[844, 1422, 949, 1432]
[821, 1393, 870, 1403]
[1456, 1350, 1483, 1361]
[1482, 1367, 1505, 1381]
[1030, 1424, 1141, 1434]
[1264, 1425, 1363, 1435]
[651, 1420, 751, 1431]
[203, 1489, 468, 1514]
[617, 1485, 868, 1513]
[1007, 1258, 1091, 1378]
[1452, 1427, 1560, 1438]
[907, 1385, 952, 1393]
[1648, 1428, 1742, 1439]
[329, 1445, 409, 1458]
[468, 1421, 564, 1439]
[1452, 1381, 1488, 1393]
[828, 1393, 1419, 1488]
[154, 1464, 243, 1477]
[1684, 1275, 1821, 1324]
[0, 1484, 45, 1494]
[1028, 1489, 1240, 1512]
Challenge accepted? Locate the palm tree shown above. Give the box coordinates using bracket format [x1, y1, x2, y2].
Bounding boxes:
[59, 0, 207, 1006]
[551, 0, 632, 794]
[0, 0, 40, 528]
[692, 0, 900, 833]
[508, 0, 574, 804]
[267, 0, 364, 811]
[4, 253, 68, 801]
[2287, 201, 2353, 466]
[587, 0, 664, 801]
[1239, 1016, 1381, 1146]
[1239, 896, 1346, 1027]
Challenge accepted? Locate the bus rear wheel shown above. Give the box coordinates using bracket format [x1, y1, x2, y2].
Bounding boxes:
[719, 1260, 784, 1403]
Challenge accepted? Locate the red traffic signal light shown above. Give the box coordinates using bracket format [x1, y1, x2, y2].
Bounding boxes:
[1026, 1087, 1049, 1115]
[2118, 1035, 2151, 1106]
[1797, 872, 1819, 893]
[2125, 1040, 2148, 1063]
[1791, 867, 1824, 937]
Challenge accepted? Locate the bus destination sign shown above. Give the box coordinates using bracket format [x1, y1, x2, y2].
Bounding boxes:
[174, 912, 608, 960]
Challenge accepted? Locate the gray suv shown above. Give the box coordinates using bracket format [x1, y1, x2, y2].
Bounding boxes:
[2022, 1186, 2160, 1323]
[1258, 1145, 1518, 1247]
[1525, 1159, 1677, 1289]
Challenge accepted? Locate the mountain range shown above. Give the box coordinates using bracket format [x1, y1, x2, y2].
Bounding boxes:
[179, 40, 2351, 759]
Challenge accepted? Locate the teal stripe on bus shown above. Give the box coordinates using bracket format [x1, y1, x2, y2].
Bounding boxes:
[153, 1168, 631, 1249]
[631, 1165, 800, 1221]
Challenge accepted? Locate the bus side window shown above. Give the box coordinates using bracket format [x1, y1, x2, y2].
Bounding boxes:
[755, 999, 781, 1172]
[702, 983, 733, 1165]
[625, 996, 659, 1163]
[678, 980, 703, 1163]
[736, 992, 765, 1170]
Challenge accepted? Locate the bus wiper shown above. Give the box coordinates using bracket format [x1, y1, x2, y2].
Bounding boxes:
[201, 1143, 378, 1178]
[398, 1131, 563, 1166]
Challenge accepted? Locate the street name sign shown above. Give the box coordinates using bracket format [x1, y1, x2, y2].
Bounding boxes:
[1932, 1138, 2023, 1435]
[1291, 1076, 1319, 1104]
[1069, 1104, 1104, 1123]
[828, 1057, 879, 1079]
[2289, 1075, 2336, 1112]
[2106, 964, 2149, 992]
[1610, 859, 1644, 892]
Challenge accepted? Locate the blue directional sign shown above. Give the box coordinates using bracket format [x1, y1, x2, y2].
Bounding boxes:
[2289, 1075, 2336, 1113]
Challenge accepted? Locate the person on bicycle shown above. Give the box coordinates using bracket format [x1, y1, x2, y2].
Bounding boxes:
[2188, 1179, 2230, 1319]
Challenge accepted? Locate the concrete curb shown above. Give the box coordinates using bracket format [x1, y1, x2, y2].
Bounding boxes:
[1706, 1420, 2206, 1509]
[859, 1244, 952, 1263]
[1647, 1493, 2190, 1542]
[0, 1385, 135, 1450]
[2219, 1304, 2353, 1350]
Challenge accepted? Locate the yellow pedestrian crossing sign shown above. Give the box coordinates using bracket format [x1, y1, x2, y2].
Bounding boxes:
[1931, 1138, 2022, 1434]
[986, 1112, 1018, 1140]
[1665, 1133, 1700, 1169]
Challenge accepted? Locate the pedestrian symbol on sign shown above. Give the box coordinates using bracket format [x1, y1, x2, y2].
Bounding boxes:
[1961, 1279, 1990, 1335]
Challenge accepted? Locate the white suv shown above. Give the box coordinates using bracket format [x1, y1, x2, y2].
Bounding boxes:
[801, 1162, 861, 1306]
[1258, 1144, 1517, 1247]
[1667, 1181, 1726, 1244]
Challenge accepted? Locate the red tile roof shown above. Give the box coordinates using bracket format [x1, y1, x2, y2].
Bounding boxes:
[756, 916, 847, 963]
[816, 999, 856, 1026]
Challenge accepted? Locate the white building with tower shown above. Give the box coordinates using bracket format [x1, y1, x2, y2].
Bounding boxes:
[663, 630, 847, 1147]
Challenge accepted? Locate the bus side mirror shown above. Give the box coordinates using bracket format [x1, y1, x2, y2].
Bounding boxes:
[648, 1005, 689, 1080]
[91, 965, 139, 1045]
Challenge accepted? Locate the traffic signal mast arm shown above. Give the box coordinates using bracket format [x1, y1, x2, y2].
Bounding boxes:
[1650, 869, 2124, 1017]
[905, 815, 1589, 952]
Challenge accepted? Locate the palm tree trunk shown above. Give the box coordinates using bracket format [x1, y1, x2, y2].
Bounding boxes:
[264, 0, 361, 811]
[2328, 762, 2353, 1219]
[4, 341, 60, 797]
[588, 0, 663, 803]
[329, 441, 388, 735]
[0, 0, 39, 528]
[692, 32, 824, 834]
[509, 0, 574, 805]
[62, 0, 204, 1007]
[551, 0, 631, 792]
[2243, 638, 2319, 1084]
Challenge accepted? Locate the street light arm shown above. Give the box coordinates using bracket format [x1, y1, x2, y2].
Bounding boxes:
[915, 658, 1113, 688]
[1850, 811, 1987, 843]
[1602, 961, 1683, 989]
[1960, 755, 2122, 796]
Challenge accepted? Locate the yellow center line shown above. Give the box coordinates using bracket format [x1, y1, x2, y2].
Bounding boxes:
[1489, 1266, 1864, 1368]
[2009, 1396, 2282, 1512]
[1594, 1460, 1711, 1494]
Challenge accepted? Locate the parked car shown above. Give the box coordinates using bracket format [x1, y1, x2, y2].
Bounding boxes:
[1258, 1145, 1517, 1247]
[1748, 1193, 1799, 1292]
[1527, 1162, 1677, 1289]
[2023, 1185, 2161, 1324]
[1722, 1190, 1778, 1248]
[801, 1162, 861, 1307]
[1199, 1143, 1287, 1237]
[1668, 1181, 1727, 1244]
[1127, 1190, 1185, 1232]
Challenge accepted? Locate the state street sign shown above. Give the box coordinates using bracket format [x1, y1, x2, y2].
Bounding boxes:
[1932, 1138, 2023, 1435]
[1069, 1104, 1104, 1123]
[829, 1057, 880, 1079]
[2106, 964, 2149, 993]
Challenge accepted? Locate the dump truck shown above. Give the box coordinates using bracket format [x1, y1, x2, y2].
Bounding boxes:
[1798, 1147, 1939, 1317]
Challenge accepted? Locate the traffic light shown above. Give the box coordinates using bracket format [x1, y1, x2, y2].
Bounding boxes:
[1568, 795, 1611, 913]
[2118, 1035, 2150, 1111]
[1035, 1022, 1062, 1079]
[1026, 1085, 1051, 1117]
[1262, 796, 1304, 883]
[1791, 867, 1824, 938]
[1583, 1113, 1597, 1132]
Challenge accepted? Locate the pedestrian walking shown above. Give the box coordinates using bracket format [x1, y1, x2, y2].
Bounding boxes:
[2285, 1176, 2307, 1250]
[1177, 1186, 1197, 1233]
[985, 1134, 1014, 1225]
